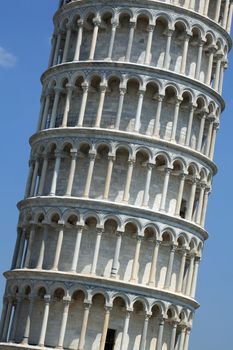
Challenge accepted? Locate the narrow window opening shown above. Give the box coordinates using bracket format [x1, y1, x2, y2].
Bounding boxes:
[180, 199, 187, 218]
[104, 329, 116, 350]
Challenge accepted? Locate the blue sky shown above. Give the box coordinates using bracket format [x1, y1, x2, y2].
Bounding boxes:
[0, 1, 232, 349]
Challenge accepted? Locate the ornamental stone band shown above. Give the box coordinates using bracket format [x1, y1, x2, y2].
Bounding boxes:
[0, 1, 232, 350]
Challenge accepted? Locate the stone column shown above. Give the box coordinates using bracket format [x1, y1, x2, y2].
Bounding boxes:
[169, 321, 178, 350]
[214, 52, 223, 91]
[214, 0, 222, 22]
[183, 328, 191, 350]
[0, 297, 8, 339]
[9, 296, 22, 342]
[78, 302, 91, 350]
[185, 105, 196, 147]
[62, 84, 74, 127]
[1, 298, 13, 342]
[24, 160, 34, 198]
[148, 240, 161, 286]
[222, 0, 230, 28]
[77, 82, 89, 126]
[197, 112, 206, 152]
[111, 232, 122, 277]
[130, 236, 142, 283]
[156, 318, 165, 350]
[62, 25, 72, 63]
[65, 149, 78, 196]
[49, 151, 62, 196]
[152, 95, 164, 137]
[24, 224, 36, 268]
[191, 257, 200, 298]
[196, 184, 205, 225]
[74, 20, 84, 61]
[160, 168, 171, 212]
[185, 254, 195, 295]
[142, 163, 154, 206]
[53, 31, 62, 66]
[89, 17, 101, 60]
[170, 99, 182, 142]
[49, 87, 63, 128]
[139, 314, 151, 350]
[16, 228, 26, 268]
[178, 326, 187, 350]
[11, 229, 22, 269]
[107, 20, 118, 60]
[201, 188, 210, 227]
[144, 25, 155, 65]
[185, 179, 197, 221]
[120, 310, 131, 350]
[36, 225, 48, 269]
[29, 159, 39, 197]
[123, 159, 135, 202]
[189, 0, 195, 10]
[48, 35, 56, 67]
[71, 226, 84, 272]
[91, 229, 103, 275]
[38, 295, 51, 347]
[227, 1, 233, 32]
[37, 154, 48, 196]
[205, 46, 216, 85]
[203, 0, 210, 16]
[95, 83, 107, 127]
[180, 34, 191, 74]
[36, 94, 46, 132]
[103, 155, 115, 200]
[99, 307, 112, 350]
[164, 245, 176, 289]
[83, 151, 96, 197]
[40, 93, 51, 130]
[134, 89, 145, 132]
[177, 249, 187, 293]
[57, 297, 71, 348]
[52, 224, 64, 271]
[175, 174, 186, 217]
[164, 29, 173, 69]
[195, 40, 204, 80]
[115, 87, 126, 129]
[209, 123, 219, 160]
[125, 20, 136, 62]
[21, 296, 34, 344]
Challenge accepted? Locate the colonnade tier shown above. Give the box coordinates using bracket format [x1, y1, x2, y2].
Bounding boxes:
[38, 64, 221, 160]
[58, 0, 233, 36]
[0, 274, 195, 350]
[50, 0, 231, 88]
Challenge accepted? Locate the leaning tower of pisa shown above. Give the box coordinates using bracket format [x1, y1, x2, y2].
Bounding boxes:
[0, 0, 232, 349]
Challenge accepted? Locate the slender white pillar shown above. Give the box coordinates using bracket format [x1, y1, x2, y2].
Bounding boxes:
[120, 311, 131, 350]
[95, 83, 107, 127]
[197, 113, 206, 152]
[227, 2, 233, 32]
[148, 240, 161, 286]
[91, 229, 103, 274]
[156, 318, 165, 350]
[164, 29, 173, 69]
[189, 0, 195, 10]
[0, 297, 8, 339]
[48, 35, 56, 67]
[214, 52, 223, 91]
[83, 151, 96, 197]
[36, 225, 48, 269]
[77, 82, 89, 126]
[185, 255, 195, 295]
[16, 228, 26, 268]
[57, 297, 71, 348]
[125, 20, 136, 62]
[62, 25, 72, 63]
[175, 174, 186, 216]
[49, 151, 62, 196]
[214, 0, 222, 22]
[222, 0, 230, 28]
[10, 296, 22, 342]
[24, 225, 36, 268]
[24, 161, 34, 198]
[209, 123, 219, 160]
[205, 118, 214, 156]
[49, 87, 63, 128]
[142, 163, 154, 206]
[53, 32, 62, 66]
[123, 159, 135, 202]
[139, 314, 150, 350]
[130, 236, 142, 283]
[203, 0, 210, 16]
[169, 322, 178, 350]
[115, 87, 126, 129]
[111, 232, 122, 277]
[38, 295, 51, 347]
[164, 245, 176, 289]
[103, 155, 115, 200]
[185, 105, 195, 147]
[178, 327, 187, 350]
[1, 298, 13, 342]
[74, 19, 84, 61]
[170, 99, 182, 142]
[185, 179, 197, 221]
[183, 328, 191, 350]
[107, 20, 118, 60]
[134, 89, 145, 132]
[65, 149, 78, 196]
[177, 249, 187, 293]
[160, 168, 171, 211]
[195, 40, 204, 80]
[191, 257, 200, 298]
[62, 84, 74, 127]
[78, 303, 91, 350]
[144, 25, 155, 65]
[201, 188, 210, 226]
[52, 224, 64, 271]
[29, 159, 39, 197]
[11, 230, 21, 270]
[89, 18, 101, 60]
[180, 34, 190, 74]
[152, 95, 164, 137]
[36, 95, 46, 132]
[21, 296, 34, 344]
[40, 93, 51, 130]
[205, 46, 215, 85]
[71, 226, 84, 272]
[196, 184, 205, 225]
[37, 155, 48, 196]
[99, 307, 112, 350]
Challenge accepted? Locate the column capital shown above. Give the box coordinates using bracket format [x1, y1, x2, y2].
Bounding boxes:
[54, 87, 64, 94]
[62, 296, 71, 305]
[44, 294, 51, 303]
[147, 24, 155, 32]
[77, 19, 84, 28]
[164, 28, 174, 37]
[129, 19, 137, 28]
[111, 18, 119, 28]
[93, 17, 101, 27]
[66, 83, 75, 91]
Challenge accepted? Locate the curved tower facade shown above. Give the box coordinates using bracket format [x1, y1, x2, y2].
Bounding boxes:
[0, 1, 232, 349]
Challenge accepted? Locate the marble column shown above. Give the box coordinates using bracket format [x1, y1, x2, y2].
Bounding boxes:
[222, 0, 230, 29]
[24, 225, 36, 268]
[160, 168, 171, 212]
[74, 20, 83, 61]
[29, 159, 39, 197]
[49, 151, 62, 196]
[152, 95, 164, 138]
[175, 174, 186, 217]
[21, 296, 34, 344]
[0, 297, 8, 339]
[195, 40, 204, 80]
[205, 46, 216, 85]
[156, 318, 165, 350]
[83, 151, 96, 197]
[170, 99, 182, 142]
[95, 83, 107, 127]
[148, 240, 161, 286]
[144, 25, 155, 65]
[125, 20, 136, 62]
[214, 0, 222, 22]
[62, 84, 74, 127]
[227, 2, 233, 32]
[24, 160, 34, 199]
[11, 230, 22, 270]
[142, 163, 154, 206]
[209, 123, 219, 160]
[196, 184, 205, 225]
[139, 314, 151, 350]
[185, 255, 195, 295]
[9, 296, 22, 342]
[130, 236, 142, 283]
[185, 179, 197, 221]
[169, 321, 178, 350]
[65, 149, 78, 196]
[53, 31, 62, 66]
[185, 105, 195, 147]
[123, 159, 135, 202]
[178, 326, 187, 350]
[48, 35, 56, 67]
[177, 249, 187, 293]
[57, 297, 71, 348]
[164, 29, 173, 69]
[38, 295, 51, 347]
[203, 0, 210, 16]
[36, 225, 48, 269]
[214, 52, 223, 91]
[77, 82, 89, 126]
[180, 34, 191, 75]
[197, 112, 206, 152]
[115, 87, 126, 129]
[62, 25, 72, 63]
[107, 20, 118, 60]
[52, 224, 64, 271]
[37, 154, 48, 196]
[71, 226, 84, 272]
[134, 89, 145, 132]
[120, 310, 131, 350]
[103, 155, 115, 200]
[89, 18, 101, 60]
[183, 328, 191, 350]
[40, 93, 51, 130]
[16, 228, 26, 269]
[164, 245, 176, 289]
[1, 298, 13, 342]
[200, 188, 210, 227]
[49, 87, 63, 128]
[78, 303, 91, 350]
[191, 257, 200, 298]
[111, 232, 122, 277]
[91, 229, 103, 274]
[99, 307, 112, 350]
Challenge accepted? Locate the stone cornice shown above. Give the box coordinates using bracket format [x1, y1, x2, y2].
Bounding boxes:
[17, 197, 209, 241]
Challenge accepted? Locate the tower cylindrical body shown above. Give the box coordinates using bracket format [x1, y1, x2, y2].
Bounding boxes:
[0, 1, 232, 350]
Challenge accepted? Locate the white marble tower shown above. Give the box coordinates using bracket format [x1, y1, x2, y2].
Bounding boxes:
[0, 0, 232, 349]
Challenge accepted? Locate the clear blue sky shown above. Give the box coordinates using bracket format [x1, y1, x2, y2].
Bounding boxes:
[0, 1, 232, 349]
